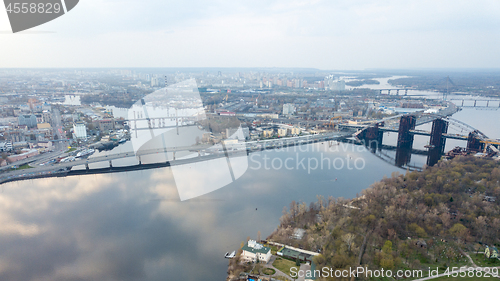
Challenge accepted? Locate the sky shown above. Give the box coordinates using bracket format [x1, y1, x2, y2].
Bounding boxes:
[1, 0, 500, 69]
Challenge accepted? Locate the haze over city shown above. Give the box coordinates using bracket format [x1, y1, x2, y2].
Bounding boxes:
[1, 0, 500, 69]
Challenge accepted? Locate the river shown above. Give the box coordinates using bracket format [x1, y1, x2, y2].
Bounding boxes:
[0, 77, 498, 280]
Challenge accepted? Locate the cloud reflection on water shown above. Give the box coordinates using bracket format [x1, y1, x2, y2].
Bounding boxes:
[0, 142, 402, 281]
[0, 168, 236, 281]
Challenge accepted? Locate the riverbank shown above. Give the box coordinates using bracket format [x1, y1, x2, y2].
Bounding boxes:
[229, 156, 500, 280]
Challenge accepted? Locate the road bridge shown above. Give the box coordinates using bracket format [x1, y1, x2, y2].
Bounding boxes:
[0, 132, 352, 185]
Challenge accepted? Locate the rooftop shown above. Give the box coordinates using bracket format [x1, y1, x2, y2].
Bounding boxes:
[241, 240, 271, 255]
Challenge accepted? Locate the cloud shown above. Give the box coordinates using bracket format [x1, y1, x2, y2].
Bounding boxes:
[1, 0, 500, 68]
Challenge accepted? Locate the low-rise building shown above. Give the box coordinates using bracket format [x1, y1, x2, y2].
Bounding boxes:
[98, 119, 115, 132]
[241, 240, 272, 263]
[37, 123, 51, 130]
[290, 127, 301, 135]
[262, 129, 274, 138]
[0, 142, 12, 151]
[7, 149, 39, 163]
[36, 141, 53, 150]
[278, 128, 288, 137]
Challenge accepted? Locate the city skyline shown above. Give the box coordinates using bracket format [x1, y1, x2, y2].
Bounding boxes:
[0, 0, 500, 69]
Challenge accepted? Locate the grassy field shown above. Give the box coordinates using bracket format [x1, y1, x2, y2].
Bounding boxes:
[267, 245, 280, 255]
[262, 268, 275, 275]
[469, 252, 500, 267]
[14, 164, 33, 170]
[272, 257, 297, 279]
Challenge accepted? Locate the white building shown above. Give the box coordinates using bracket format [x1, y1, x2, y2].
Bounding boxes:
[73, 122, 87, 139]
[283, 103, 296, 116]
[324, 75, 345, 91]
[151, 77, 160, 87]
[328, 79, 345, 91]
[241, 240, 272, 263]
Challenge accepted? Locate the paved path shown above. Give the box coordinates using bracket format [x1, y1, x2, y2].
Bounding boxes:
[297, 263, 310, 281]
[263, 256, 292, 280]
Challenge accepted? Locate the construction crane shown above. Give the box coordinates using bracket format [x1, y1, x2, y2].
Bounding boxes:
[323, 116, 343, 129]
[481, 139, 500, 154]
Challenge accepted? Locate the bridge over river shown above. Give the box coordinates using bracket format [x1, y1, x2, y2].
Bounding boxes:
[0, 132, 352, 185]
[2, 103, 497, 184]
[339, 103, 499, 168]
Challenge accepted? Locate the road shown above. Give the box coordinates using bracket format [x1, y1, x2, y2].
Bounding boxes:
[0, 132, 351, 184]
[0, 108, 69, 171]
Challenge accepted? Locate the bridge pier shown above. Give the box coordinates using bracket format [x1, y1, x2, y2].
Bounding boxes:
[396, 115, 416, 167]
[426, 119, 448, 166]
[396, 89, 399, 96]
[109, 160, 113, 168]
[139, 156, 141, 165]
[462, 100, 464, 107]
[405, 89, 408, 96]
[387, 89, 391, 95]
[360, 122, 384, 151]
[474, 100, 477, 107]
[85, 163, 89, 171]
[467, 132, 484, 152]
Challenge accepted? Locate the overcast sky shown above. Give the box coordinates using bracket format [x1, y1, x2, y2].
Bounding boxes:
[1, 0, 500, 69]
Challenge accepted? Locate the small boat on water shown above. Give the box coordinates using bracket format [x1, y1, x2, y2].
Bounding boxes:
[224, 251, 236, 259]
[118, 138, 127, 144]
